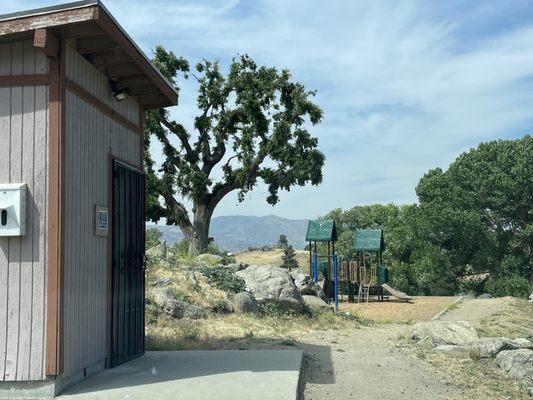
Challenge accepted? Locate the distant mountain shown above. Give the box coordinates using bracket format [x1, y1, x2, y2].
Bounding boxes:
[148, 215, 309, 252]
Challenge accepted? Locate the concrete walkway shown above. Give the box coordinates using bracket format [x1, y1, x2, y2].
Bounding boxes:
[58, 350, 303, 400]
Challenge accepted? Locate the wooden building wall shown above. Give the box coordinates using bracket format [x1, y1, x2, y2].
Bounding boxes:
[0, 40, 49, 381]
[62, 44, 141, 377]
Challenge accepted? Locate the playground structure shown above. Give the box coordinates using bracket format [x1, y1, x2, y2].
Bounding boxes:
[305, 220, 340, 311]
[306, 222, 410, 307]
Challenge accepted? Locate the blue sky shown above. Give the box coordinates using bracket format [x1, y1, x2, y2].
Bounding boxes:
[4, 0, 533, 219]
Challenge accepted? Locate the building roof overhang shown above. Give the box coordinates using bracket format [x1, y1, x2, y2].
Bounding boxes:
[0, 0, 178, 109]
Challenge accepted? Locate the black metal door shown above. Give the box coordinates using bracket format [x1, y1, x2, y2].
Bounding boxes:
[111, 160, 145, 367]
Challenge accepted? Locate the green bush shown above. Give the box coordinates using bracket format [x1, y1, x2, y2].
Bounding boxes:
[145, 303, 159, 325]
[484, 274, 531, 298]
[198, 266, 245, 293]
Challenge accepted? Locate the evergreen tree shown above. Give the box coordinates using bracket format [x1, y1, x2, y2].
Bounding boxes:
[282, 245, 298, 271]
[278, 234, 288, 247]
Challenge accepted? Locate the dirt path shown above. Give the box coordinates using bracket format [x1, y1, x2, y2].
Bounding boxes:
[300, 324, 458, 400]
[438, 297, 511, 326]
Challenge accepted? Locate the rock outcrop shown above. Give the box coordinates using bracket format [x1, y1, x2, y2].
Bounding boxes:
[236, 265, 304, 313]
[290, 270, 320, 295]
[148, 287, 206, 319]
[302, 295, 333, 312]
[411, 321, 478, 347]
[233, 291, 260, 314]
[496, 349, 533, 385]
[469, 337, 516, 358]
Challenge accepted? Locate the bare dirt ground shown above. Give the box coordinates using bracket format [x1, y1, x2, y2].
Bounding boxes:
[439, 297, 512, 325]
[340, 296, 459, 322]
[301, 324, 459, 400]
[301, 297, 532, 400]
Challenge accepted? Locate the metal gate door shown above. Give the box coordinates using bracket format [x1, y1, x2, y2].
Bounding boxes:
[111, 160, 146, 367]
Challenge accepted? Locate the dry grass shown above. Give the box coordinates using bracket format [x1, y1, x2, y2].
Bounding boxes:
[400, 342, 532, 400]
[395, 296, 533, 399]
[339, 296, 459, 323]
[145, 254, 364, 351]
[146, 312, 363, 351]
[146, 261, 231, 310]
[477, 298, 533, 339]
[235, 249, 309, 270]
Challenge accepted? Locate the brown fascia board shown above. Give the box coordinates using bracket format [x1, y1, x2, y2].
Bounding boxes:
[0, 0, 178, 108]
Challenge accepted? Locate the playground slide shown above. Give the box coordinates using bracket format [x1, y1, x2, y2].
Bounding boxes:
[381, 284, 411, 301]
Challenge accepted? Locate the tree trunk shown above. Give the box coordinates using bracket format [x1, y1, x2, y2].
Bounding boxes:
[188, 203, 213, 255]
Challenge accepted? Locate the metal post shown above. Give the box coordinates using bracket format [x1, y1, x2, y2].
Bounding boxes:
[313, 252, 318, 283]
[333, 253, 339, 312]
[308, 241, 312, 276]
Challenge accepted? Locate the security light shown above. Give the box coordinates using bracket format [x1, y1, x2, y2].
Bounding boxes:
[109, 80, 127, 102]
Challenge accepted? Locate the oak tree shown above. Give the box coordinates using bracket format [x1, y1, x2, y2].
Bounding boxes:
[145, 47, 325, 254]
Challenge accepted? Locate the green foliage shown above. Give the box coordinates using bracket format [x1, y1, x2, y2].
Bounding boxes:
[416, 135, 533, 281]
[259, 302, 296, 318]
[484, 274, 531, 298]
[198, 266, 245, 293]
[281, 245, 298, 270]
[278, 234, 288, 247]
[169, 239, 190, 257]
[145, 304, 159, 325]
[145, 46, 325, 254]
[169, 288, 192, 303]
[146, 227, 163, 250]
[323, 136, 532, 297]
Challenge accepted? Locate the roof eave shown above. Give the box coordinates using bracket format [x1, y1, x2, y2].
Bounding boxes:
[0, 1, 178, 109]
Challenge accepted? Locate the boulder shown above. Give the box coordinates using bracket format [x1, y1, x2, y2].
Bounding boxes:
[496, 349, 533, 384]
[236, 265, 304, 313]
[148, 287, 206, 319]
[291, 270, 320, 295]
[302, 295, 333, 312]
[225, 263, 249, 273]
[477, 293, 493, 299]
[411, 321, 478, 347]
[233, 291, 260, 314]
[511, 338, 533, 349]
[529, 293, 533, 302]
[433, 345, 469, 355]
[469, 337, 516, 358]
[195, 253, 223, 266]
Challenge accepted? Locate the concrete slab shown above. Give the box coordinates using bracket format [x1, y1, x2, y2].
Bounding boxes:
[57, 350, 303, 400]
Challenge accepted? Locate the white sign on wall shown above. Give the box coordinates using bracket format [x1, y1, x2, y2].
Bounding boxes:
[95, 206, 109, 237]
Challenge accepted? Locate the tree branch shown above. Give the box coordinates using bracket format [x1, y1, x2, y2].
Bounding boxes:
[160, 118, 195, 161]
[161, 191, 193, 239]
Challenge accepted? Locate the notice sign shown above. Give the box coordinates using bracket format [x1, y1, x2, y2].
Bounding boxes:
[95, 206, 109, 237]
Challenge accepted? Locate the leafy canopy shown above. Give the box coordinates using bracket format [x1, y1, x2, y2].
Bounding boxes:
[145, 47, 325, 228]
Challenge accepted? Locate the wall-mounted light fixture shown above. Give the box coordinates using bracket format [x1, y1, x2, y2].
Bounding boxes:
[109, 79, 127, 102]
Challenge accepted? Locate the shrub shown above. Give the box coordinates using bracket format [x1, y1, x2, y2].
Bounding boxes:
[146, 227, 163, 249]
[484, 274, 531, 298]
[173, 321, 201, 341]
[145, 303, 159, 325]
[198, 266, 245, 293]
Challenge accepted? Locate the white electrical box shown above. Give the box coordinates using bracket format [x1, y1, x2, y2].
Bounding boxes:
[0, 183, 27, 236]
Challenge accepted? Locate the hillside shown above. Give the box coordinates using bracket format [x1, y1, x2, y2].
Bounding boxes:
[149, 215, 309, 252]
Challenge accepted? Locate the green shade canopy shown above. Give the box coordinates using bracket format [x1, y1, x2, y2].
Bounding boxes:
[305, 220, 338, 242]
[353, 228, 384, 252]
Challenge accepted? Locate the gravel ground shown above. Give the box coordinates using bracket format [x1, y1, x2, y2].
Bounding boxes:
[300, 324, 459, 400]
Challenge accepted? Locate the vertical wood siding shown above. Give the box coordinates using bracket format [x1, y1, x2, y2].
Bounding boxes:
[0, 40, 49, 381]
[64, 45, 140, 126]
[62, 46, 141, 377]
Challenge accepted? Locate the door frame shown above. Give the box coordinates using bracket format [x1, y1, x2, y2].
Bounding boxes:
[106, 153, 146, 368]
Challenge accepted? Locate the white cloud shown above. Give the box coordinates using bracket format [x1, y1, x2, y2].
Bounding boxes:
[5, 0, 533, 218]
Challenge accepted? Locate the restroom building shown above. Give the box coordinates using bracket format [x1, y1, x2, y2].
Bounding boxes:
[0, 1, 177, 396]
